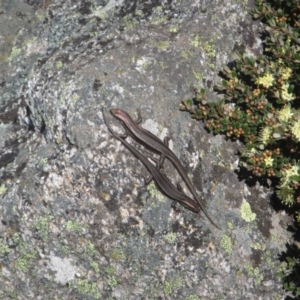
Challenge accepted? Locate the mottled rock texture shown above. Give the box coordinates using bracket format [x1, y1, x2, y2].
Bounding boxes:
[0, 0, 290, 299]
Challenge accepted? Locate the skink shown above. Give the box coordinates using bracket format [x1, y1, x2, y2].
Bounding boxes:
[102, 108, 201, 213]
[110, 108, 219, 229]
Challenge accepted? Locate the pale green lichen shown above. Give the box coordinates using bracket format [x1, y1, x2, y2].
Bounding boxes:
[39, 157, 48, 164]
[122, 15, 139, 30]
[163, 232, 177, 244]
[87, 241, 97, 256]
[169, 24, 180, 33]
[12, 232, 21, 244]
[190, 35, 201, 47]
[150, 7, 167, 25]
[250, 242, 265, 250]
[147, 182, 164, 203]
[0, 183, 7, 195]
[192, 70, 202, 82]
[265, 251, 275, 268]
[104, 266, 115, 276]
[240, 202, 256, 222]
[107, 275, 118, 289]
[202, 40, 216, 58]
[76, 279, 101, 299]
[141, 58, 151, 71]
[0, 239, 10, 255]
[90, 261, 100, 273]
[220, 235, 233, 254]
[56, 60, 63, 69]
[8, 291, 18, 299]
[164, 277, 184, 297]
[65, 220, 83, 233]
[91, 6, 108, 19]
[111, 248, 126, 261]
[227, 221, 234, 230]
[158, 61, 167, 70]
[61, 245, 71, 255]
[34, 214, 54, 241]
[135, 9, 143, 16]
[15, 245, 37, 272]
[185, 295, 200, 300]
[7, 46, 21, 62]
[244, 264, 264, 285]
[71, 93, 80, 102]
[181, 50, 193, 60]
[156, 41, 169, 50]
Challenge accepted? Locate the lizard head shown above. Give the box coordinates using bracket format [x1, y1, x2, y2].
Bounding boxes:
[110, 108, 130, 121]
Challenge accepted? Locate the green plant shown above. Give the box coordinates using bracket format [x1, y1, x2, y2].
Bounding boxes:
[181, 0, 300, 296]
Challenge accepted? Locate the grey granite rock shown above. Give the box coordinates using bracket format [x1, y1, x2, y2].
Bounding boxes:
[0, 0, 290, 299]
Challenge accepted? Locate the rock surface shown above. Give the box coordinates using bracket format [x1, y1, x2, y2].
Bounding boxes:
[0, 0, 290, 299]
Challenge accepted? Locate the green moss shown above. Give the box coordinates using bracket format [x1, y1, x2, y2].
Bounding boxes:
[76, 279, 101, 299]
[220, 235, 233, 255]
[163, 232, 177, 244]
[240, 202, 256, 222]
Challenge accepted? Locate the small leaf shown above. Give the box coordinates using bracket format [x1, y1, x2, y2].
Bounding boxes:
[222, 80, 228, 87]
[184, 99, 193, 109]
[290, 175, 300, 182]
